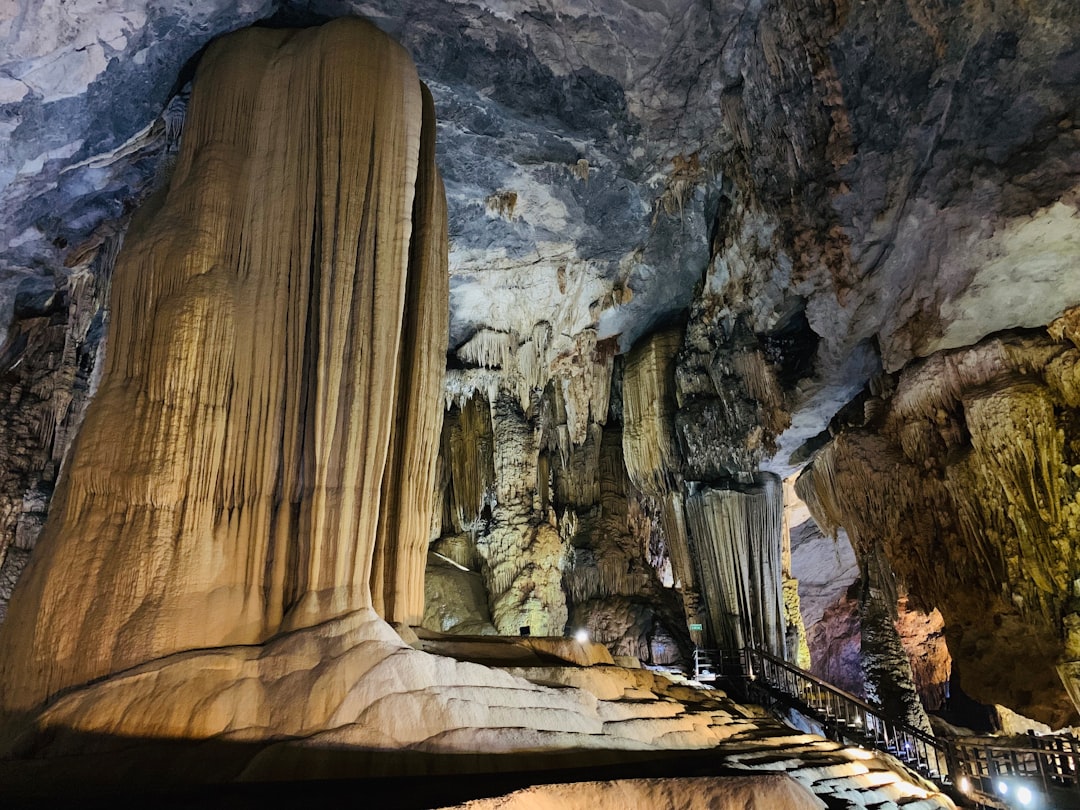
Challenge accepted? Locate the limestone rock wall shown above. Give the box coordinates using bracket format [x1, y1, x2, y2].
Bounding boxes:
[798, 329, 1080, 726]
[0, 259, 111, 622]
[0, 19, 447, 717]
[480, 394, 569, 635]
[559, 425, 691, 665]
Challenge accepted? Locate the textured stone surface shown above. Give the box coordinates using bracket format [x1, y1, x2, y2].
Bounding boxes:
[0, 18, 447, 717]
[0, 607, 953, 808]
[422, 551, 497, 635]
[436, 775, 826, 810]
[2, 0, 1080, 759]
[798, 332, 1080, 725]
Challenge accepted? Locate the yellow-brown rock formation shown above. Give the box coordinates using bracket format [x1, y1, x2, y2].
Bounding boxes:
[797, 331, 1080, 726]
[0, 18, 448, 719]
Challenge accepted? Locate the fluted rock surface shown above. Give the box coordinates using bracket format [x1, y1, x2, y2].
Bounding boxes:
[685, 475, 788, 656]
[622, 328, 683, 498]
[0, 18, 448, 718]
[798, 330, 1080, 725]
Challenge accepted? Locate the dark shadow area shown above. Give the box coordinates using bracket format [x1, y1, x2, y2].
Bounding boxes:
[0, 726, 759, 809]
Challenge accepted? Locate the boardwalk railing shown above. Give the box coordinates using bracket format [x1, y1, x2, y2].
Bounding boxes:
[731, 646, 948, 781]
[695, 646, 1080, 807]
[951, 733, 1080, 807]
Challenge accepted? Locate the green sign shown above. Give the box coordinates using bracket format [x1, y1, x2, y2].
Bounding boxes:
[688, 623, 703, 631]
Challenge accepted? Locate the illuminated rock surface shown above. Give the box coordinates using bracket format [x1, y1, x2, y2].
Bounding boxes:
[0, 17, 447, 719]
[1, 0, 1080, 798]
[437, 775, 826, 810]
[798, 332, 1080, 725]
[0, 607, 957, 807]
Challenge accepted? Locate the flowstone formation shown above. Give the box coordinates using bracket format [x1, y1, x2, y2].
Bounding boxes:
[798, 327, 1080, 727]
[0, 18, 449, 720]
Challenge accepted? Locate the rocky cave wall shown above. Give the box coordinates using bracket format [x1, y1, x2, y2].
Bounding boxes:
[798, 326, 1080, 727]
[1, 0, 1080, 732]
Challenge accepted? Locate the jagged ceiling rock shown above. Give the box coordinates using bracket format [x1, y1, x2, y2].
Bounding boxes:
[4, 1, 1080, 463]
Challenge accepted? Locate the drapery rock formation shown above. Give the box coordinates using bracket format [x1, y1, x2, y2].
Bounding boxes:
[2, 0, 1080, 791]
[798, 329, 1080, 726]
[0, 18, 449, 719]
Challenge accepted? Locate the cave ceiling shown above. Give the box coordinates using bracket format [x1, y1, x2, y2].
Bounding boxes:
[2, 0, 1080, 474]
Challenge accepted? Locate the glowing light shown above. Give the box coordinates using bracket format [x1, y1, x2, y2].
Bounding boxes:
[958, 776, 971, 793]
[997, 780, 1009, 795]
[1016, 785, 1033, 805]
[846, 747, 875, 761]
[574, 628, 590, 644]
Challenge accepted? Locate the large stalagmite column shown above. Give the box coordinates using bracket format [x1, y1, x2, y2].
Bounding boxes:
[0, 19, 448, 717]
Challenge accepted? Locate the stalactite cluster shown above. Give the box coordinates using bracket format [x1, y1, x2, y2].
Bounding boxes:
[684, 475, 788, 657]
[797, 330, 1080, 725]
[0, 19, 448, 718]
[618, 328, 793, 655]
[441, 394, 498, 534]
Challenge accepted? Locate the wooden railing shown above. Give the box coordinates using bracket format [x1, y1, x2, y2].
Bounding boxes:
[737, 646, 948, 780]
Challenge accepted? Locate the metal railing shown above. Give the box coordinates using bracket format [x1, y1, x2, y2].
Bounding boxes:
[951, 734, 1080, 807]
[737, 646, 949, 781]
[697, 646, 1080, 807]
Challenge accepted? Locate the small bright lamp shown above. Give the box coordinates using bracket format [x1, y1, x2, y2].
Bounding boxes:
[1016, 785, 1033, 806]
[574, 628, 590, 644]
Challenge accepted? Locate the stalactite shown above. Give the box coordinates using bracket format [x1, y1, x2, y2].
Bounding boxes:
[685, 474, 787, 656]
[553, 423, 603, 508]
[456, 328, 518, 370]
[513, 322, 552, 411]
[661, 491, 702, 631]
[444, 394, 497, 533]
[0, 19, 447, 717]
[622, 328, 682, 498]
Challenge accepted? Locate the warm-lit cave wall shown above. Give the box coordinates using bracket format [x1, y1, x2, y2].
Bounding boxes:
[797, 326, 1080, 728]
[424, 317, 800, 668]
[2, 0, 1080, 732]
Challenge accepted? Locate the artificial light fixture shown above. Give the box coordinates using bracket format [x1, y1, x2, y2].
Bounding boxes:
[574, 628, 590, 644]
[997, 780, 1009, 795]
[958, 776, 971, 794]
[1016, 785, 1034, 806]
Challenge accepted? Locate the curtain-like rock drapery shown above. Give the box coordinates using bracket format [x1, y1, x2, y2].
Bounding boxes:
[0, 18, 448, 717]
